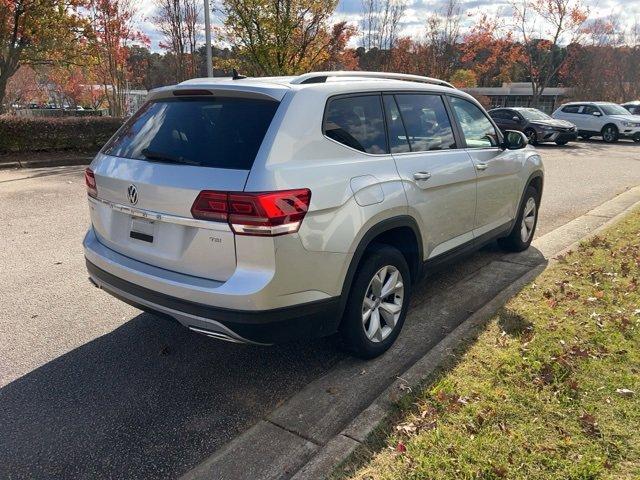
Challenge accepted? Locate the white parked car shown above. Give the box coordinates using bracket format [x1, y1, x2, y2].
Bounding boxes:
[552, 101, 640, 143]
[83, 71, 543, 358]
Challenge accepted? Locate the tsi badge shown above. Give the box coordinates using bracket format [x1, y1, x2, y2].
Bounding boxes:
[127, 184, 138, 205]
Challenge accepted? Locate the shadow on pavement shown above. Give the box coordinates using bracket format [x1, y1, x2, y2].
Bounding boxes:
[0, 244, 547, 480]
[0, 313, 342, 479]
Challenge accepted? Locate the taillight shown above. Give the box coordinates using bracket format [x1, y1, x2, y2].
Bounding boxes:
[191, 189, 311, 236]
[85, 168, 97, 198]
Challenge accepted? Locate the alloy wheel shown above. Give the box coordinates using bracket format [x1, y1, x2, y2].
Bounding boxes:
[520, 197, 537, 243]
[362, 265, 404, 343]
[603, 127, 616, 143]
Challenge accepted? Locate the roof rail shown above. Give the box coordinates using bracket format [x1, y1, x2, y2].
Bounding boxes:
[290, 71, 456, 89]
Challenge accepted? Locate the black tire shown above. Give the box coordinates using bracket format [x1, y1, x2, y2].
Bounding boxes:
[601, 124, 619, 143]
[524, 128, 537, 145]
[580, 134, 591, 140]
[498, 186, 540, 252]
[340, 244, 411, 359]
[555, 140, 569, 146]
[634, 134, 640, 143]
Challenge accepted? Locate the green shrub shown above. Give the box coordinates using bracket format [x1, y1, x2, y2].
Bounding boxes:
[0, 116, 124, 153]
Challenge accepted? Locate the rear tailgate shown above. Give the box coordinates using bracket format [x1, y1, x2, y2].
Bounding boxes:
[87, 94, 280, 282]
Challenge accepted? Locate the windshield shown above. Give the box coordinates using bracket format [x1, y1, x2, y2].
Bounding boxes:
[600, 104, 632, 116]
[519, 109, 552, 121]
[103, 97, 279, 169]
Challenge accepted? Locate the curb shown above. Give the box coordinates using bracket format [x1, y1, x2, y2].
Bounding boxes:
[0, 155, 93, 171]
[181, 185, 640, 480]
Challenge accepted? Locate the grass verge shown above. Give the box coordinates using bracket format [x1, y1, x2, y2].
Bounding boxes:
[338, 209, 640, 480]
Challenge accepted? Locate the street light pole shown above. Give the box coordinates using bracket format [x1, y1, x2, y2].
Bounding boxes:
[203, 0, 213, 77]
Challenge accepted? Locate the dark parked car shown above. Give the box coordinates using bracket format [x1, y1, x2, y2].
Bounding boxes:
[622, 101, 640, 115]
[489, 107, 578, 145]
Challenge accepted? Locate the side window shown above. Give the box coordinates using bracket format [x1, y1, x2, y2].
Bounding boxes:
[393, 94, 456, 152]
[489, 110, 508, 120]
[383, 95, 410, 153]
[562, 105, 580, 114]
[582, 105, 599, 115]
[449, 96, 499, 148]
[323, 95, 387, 154]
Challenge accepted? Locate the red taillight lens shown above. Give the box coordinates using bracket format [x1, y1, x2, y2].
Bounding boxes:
[85, 168, 97, 198]
[190, 189, 311, 236]
[190, 191, 228, 222]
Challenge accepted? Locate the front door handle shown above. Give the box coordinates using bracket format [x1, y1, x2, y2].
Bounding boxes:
[476, 163, 489, 171]
[413, 171, 432, 181]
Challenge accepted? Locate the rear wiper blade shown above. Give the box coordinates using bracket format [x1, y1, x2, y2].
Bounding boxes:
[141, 148, 199, 166]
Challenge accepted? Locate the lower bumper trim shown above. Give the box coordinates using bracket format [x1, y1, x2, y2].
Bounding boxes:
[86, 259, 343, 344]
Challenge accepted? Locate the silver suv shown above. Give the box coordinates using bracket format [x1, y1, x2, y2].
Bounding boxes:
[84, 71, 544, 358]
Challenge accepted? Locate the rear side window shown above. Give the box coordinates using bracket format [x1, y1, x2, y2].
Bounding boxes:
[582, 105, 600, 115]
[449, 96, 499, 148]
[103, 97, 279, 170]
[394, 94, 456, 151]
[323, 95, 387, 154]
[562, 105, 581, 113]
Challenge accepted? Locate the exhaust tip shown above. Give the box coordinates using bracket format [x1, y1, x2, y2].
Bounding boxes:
[188, 326, 246, 344]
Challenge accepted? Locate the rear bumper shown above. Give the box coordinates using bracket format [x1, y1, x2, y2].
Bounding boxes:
[86, 259, 343, 344]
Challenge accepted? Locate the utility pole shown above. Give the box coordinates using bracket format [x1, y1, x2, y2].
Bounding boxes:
[204, 0, 213, 77]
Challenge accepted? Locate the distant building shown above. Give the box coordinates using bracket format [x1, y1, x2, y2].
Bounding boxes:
[463, 83, 573, 113]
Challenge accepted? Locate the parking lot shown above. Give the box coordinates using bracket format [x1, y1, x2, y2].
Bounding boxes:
[2, 140, 640, 479]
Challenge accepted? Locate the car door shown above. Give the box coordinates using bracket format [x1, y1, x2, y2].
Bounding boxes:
[581, 105, 604, 132]
[384, 93, 477, 259]
[447, 95, 521, 238]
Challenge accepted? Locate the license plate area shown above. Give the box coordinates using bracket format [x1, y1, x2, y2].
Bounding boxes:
[130, 217, 155, 243]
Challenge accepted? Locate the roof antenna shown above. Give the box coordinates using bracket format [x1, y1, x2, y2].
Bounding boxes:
[232, 68, 246, 80]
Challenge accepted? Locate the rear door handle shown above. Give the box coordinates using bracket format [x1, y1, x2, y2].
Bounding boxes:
[475, 163, 488, 171]
[413, 172, 432, 181]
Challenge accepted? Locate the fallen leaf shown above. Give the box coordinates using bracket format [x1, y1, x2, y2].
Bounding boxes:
[615, 388, 635, 397]
[396, 442, 406, 453]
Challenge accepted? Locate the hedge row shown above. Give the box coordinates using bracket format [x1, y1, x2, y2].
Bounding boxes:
[0, 116, 124, 153]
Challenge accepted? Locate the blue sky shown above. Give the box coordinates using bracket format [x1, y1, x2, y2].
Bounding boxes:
[139, 0, 637, 51]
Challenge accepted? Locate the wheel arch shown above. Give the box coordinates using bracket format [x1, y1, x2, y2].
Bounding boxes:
[338, 216, 423, 314]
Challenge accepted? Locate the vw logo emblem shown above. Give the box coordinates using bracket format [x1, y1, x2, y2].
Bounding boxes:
[127, 184, 138, 205]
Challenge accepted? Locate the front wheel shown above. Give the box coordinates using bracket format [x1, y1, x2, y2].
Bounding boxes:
[524, 129, 537, 145]
[498, 186, 539, 252]
[340, 244, 411, 359]
[602, 125, 619, 143]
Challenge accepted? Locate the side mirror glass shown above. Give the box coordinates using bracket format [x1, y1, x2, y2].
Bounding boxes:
[502, 130, 528, 150]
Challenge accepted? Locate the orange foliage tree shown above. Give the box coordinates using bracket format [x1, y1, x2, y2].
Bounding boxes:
[512, 0, 589, 106]
[0, 0, 90, 112]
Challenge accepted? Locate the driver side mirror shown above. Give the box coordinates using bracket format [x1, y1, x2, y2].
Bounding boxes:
[593, 111, 602, 116]
[512, 116, 520, 122]
[502, 130, 528, 150]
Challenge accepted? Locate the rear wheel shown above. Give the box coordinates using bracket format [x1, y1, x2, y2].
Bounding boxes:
[340, 244, 411, 359]
[580, 134, 591, 140]
[498, 186, 539, 252]
[555, 140, 569, 146]
[634, 133, 640, 143]
[602, 125, 619, 143]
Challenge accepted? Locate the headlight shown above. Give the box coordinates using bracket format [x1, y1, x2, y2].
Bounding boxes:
[541, 125, 555, 130]
[621, 121, 640, 128]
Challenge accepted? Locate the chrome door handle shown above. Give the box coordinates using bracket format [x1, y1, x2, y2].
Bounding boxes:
[413, 172, 432, 181]
[476, 163, 488, 171]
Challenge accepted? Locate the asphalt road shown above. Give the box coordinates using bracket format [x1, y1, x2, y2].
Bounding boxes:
[2, 140, 640, 479]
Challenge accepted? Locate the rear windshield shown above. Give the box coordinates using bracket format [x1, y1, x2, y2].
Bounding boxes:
[103, 97, 279, 169]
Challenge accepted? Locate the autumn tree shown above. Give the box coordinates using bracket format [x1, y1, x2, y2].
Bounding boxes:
[359, 0, 406, 70]
[422, 0, 462, 80]
[154, 0, 201, 82]
[4, 65, 45, 107]
[0, 0, 90, 112]
[460, 14, 524, 87]
[217, 0, 345, 75]
[512, 0, 589, 106]
[86, 0, 145, 116]
[318, 21, 359, 71]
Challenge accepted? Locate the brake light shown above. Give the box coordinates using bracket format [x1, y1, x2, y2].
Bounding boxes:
[191, 189, 311, 236]
[85, 168, 97, 198]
